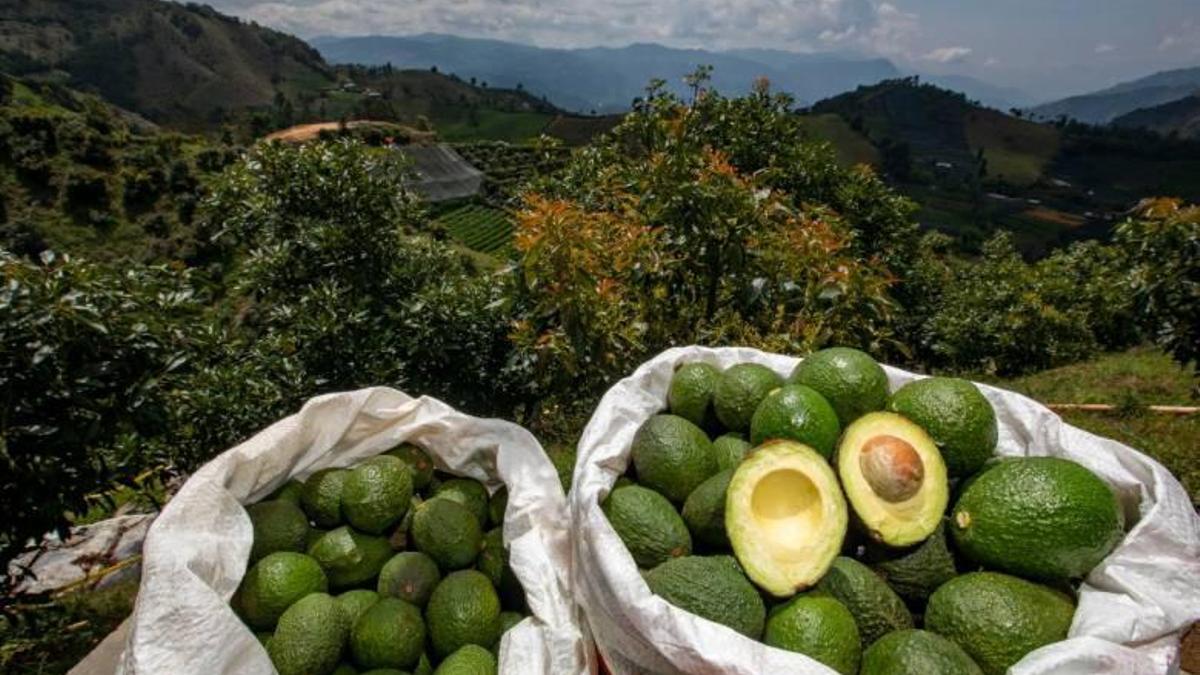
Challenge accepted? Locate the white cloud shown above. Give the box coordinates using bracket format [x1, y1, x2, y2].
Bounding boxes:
[983, 56, 1000, 67]
[1094, 43, 1116, 54]
[921, 46, 972, 63]
[1158, 18, 1200, 53]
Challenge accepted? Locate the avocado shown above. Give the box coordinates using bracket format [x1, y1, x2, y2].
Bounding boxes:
[267, 592, 349, 675]
[668, 361, 722, 429]
[426, 570, 502, 658]
[924, 571, 1075, 675]
[763, 594, 861, 675]
[303, 468, 350, 527]
[629, 414, 717, 503]
[342, 456, 414, 535]
[497, 610, 523, 636]
[725, 440, 847, 596]
[268, 479, 305, 506]
[331, 665, 357, 675]
[349, 597, 425, 670]
[386, 442, 435, 490]
[864, 521, 958, 605]
[860, 629, 982, 675]
[816, 557, 912, 645]
[247, 500, 310, 563]
[836, 412, 948, 547]
[433, 478, 490, 527]
[477, 528, 525, 611]
[887, 378, 997, 478]
[411, 498, 483, 570]
[713, 363, 784, 432]
[237, 551, 328, 629]
[749, 384, 841, 457]
[951, 457, 1123, 580]
[644, 555, 765, 639]
[603, 484, 693, 566]
[307, 526, 394, 589]
[378, 551, 441, 608]
[487, 488, 507, 528]
[358, 670, 405, 675]
[790, 347, 890, 427]
[681, 469, 733, 549]
[433, 644, 497, 675]
[335, 589, 380, 626]
[414, 653, 434, 675]
[713, 433, 752, 471]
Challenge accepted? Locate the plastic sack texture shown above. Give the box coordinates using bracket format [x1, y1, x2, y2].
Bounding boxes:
[77, 387, 588, 675]
[571, 346, 1200, 675]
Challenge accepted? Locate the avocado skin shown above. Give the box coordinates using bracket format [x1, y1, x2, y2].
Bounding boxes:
[433, 644, 497, 674]
[712, 433, 751, 471]
[816, 557, 913, 646]
[713, 363, 784, 432]
[860, 629, 982, 675]
[386, 442, 435, 490]
[763, 594, 861, 675]
[303, 468, 349, 528]
[378, 551, 441, 608]
[951, 457, 1124, 580]
[790, 347, 889, 427]
[924, 571, 1074, 675]
[681, 469, 734, 549]
[411, 498, 484, 571]
[342, 456, 414, 534]
[749, 384, 841, 458]
[350, 597, 425, 670]
[668, 361, 722, 430]
[865, 521, 958, 605]
[630, 414, 717, 503]
[247, 500, 310, 563]
[426, 570, 502, 658]
[267, 593, 350, 675]
[644, 555, 765, 640]
[603, 484, 693, 567]
[887, 378, 997, 478]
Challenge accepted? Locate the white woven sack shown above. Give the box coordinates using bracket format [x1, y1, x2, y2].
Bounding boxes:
[73, 387, 589, 674]
[572, 346, 1200, 675]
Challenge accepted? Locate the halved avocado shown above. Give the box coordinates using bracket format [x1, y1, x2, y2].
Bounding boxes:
[837, 412, 948, 547]
[725, 440, 847, 597]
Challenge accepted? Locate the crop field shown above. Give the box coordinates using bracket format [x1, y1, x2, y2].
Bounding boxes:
[454, 141, 570, 197]
[436, 204, 514, 254]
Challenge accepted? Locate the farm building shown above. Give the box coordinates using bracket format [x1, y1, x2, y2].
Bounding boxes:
[398, 145, 485, 202]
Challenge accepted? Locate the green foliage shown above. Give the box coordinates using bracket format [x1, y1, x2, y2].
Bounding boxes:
[1116, 199, 1200, 373]
[437, 204, 514, 254]
[0, 250, 202, 566]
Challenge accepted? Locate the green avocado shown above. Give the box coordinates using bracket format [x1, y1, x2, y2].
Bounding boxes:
[335, 589, 379, 626]
[307, 526, 394, 590]
[865, 521, 958, 605]
[268, 479, 305, 506]
[349, 597, 425, 671]
[477, 528, 525, 611]
[433, 478, 491, 528]
[603, 484, 692, 567]
[749, 384, 841, 458]
[643, 555, 765, 640]
[487, 488, 508, 528]
[668, 361, 722, 430]
[386, 442, 435, 490]
[713, 433, 752, 471]
[433, 644, 497, 675]
[267, 593, 350, 675]
[681, 469, 733, 549]
[303, 468, 350, 528]
[246, 500, 310, 563]
[924, 571, 1075, 675]
[860, 629, 982, 675]
[342, 456, 413, 535]
[887, 378, 997, 478]
[426, 570, 502, 658]
[237, 551, 328, 629]
[630, 414, 717, 503]
[951, 457, 1123, 580]
[816, 557, 913, 646]
[713, 363, 784, 432]
[411, 498, 483, 571]
[790, 347, 890, 427]
[378, 551, 441, 608]
[763, 594, 861, 675]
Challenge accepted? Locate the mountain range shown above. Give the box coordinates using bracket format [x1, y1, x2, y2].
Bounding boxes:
[312, 33, 1032, 114]
[1028, 66, 1200, 125]
[1113, 95, 1200, 139]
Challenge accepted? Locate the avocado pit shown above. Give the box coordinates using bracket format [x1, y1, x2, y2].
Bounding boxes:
[859, 434, 925, 502]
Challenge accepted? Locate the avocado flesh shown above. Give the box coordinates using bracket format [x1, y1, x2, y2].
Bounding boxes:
[837, 412, 947, 547]
[726, 440, 847, 597]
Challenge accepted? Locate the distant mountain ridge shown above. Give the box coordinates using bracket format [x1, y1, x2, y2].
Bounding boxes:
[311, 33, 904, 113]
[1113, 94, 1200, 139]
[1028, 66, 1200, 124]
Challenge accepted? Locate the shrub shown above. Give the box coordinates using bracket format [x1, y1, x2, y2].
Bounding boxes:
[63, 168, 110, 210]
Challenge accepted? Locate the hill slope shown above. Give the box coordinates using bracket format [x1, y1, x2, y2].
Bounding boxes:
[1028, 66, 1200, 124]
[1112, 95, 1200, 139]
[312, 33, 901, 113]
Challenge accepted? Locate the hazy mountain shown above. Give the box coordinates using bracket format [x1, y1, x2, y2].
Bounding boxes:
[921, 74, 1033, 111]
[311, 34, 901, 112]
[1028, 66, 1200, 124]
[1113, 95, 1200, 139]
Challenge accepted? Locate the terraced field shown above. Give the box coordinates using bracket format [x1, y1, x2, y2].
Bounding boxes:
[437, 204, 514, 254]
[453, 141, 570, 197]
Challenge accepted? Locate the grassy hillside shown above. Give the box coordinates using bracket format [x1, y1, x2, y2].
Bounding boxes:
[964, 108, 1059, 186]
[795, 113, 879, 168]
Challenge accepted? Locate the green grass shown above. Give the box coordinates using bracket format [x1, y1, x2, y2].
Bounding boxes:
[0, 578, 137, 674]
[965, 109, 1060, 187]
[984, 347, 1199, 504]
[796, 113, 880, 168]
[436, 110, 553, 143]
[437, 204, 515, 255]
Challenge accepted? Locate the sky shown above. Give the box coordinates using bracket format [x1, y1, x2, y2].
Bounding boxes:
[206, 0, 1200, 100]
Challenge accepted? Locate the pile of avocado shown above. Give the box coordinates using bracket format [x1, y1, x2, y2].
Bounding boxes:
[231, 443, 526, 675]
[607, 348, 1126, 675]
